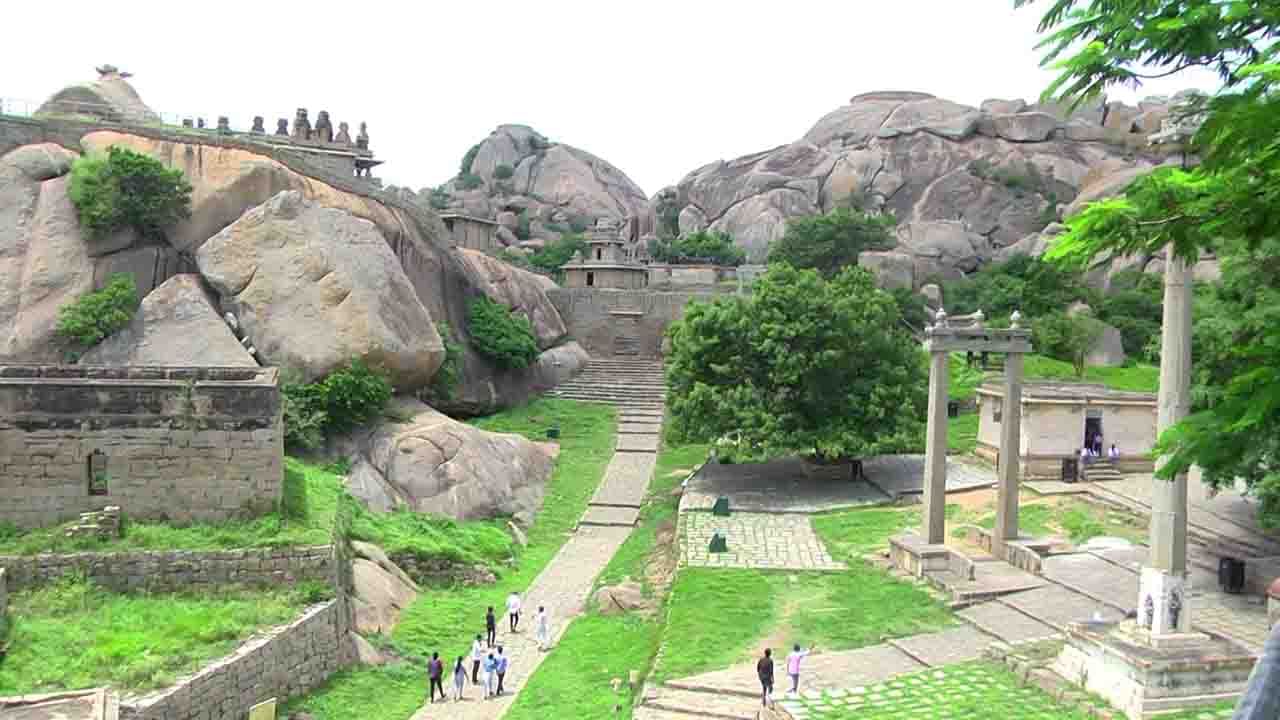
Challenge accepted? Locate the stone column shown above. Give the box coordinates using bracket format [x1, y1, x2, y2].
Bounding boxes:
[1139, 255, 1193, 635]
[922, 346, 950, 544]
[993, 352, 1024, 554]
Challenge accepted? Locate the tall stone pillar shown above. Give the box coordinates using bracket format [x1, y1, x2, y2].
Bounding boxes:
[1140, 255, 1194, 635]
[922, 345, 950, 544]
[993, 352, 1024, 555]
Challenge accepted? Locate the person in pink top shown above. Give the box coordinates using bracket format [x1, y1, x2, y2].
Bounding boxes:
[786, 643, 815, 694]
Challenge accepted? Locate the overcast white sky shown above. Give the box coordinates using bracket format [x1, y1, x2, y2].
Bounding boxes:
[4, 1, 1221, 195]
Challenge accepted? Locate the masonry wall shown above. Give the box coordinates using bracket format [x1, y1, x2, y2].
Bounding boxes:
[120, 598, 355, 720]
[0, 545, 333, 593]
[0, 365, 283, 529]
[976, 395, 1158, 477]
[547, 288, 716, 357]
[0, 567, 7, 622]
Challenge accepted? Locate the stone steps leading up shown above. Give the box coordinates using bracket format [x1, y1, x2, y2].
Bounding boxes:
[643, 687, 761, 720]
[579, 505, 640, 528]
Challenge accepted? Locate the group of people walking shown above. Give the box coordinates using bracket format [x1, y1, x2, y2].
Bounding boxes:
[425, 591, 553, 703]
[756, 643, 816, 707]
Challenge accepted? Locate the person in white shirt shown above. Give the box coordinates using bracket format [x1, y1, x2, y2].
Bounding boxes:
[1109, 443, 1120, 461]
[785, 643, 814, 694]
[471, 634, 484, 684]
[535, 605, 551, 650]
[1080, 446, 1091, 466]
[507, 591, 523, 633]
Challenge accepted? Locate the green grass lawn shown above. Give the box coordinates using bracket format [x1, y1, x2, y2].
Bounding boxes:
[505, 441, 708, 720]
[947, 412, 979, 454]
[287, 397, 617, 720]
[785, 661, 1236, 720]
[0, 457, 342, 555]
[949, 494, 1149, 546]
[0, 577, 323, 694]
[653, 507, 953, 683]
[1023, 354, 1159, 392]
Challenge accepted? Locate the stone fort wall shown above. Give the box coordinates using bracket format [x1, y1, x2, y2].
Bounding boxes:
[547, 288, 716, 358]
[0, 365, 283, 529]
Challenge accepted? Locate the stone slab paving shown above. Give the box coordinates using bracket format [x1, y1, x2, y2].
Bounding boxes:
[617, 433, 662, 453]
[1100, 475, 1280, 555]
[998, 585, 1124, 631]
[681, 511, 845, 571]
[665, 643, 925, 698]
[590, 452, 658, 508]
[958, 601, 1060, 644]
[864, 455, 995, 498]
[933, 558, 1045, 600]
[579, 505, 639, 527]
[683, 458, 888, 513]
[1024, 480, 1093, 495]
[1040, 552, 1139, 611]
[413, 524, 632, 720]
[1192, 592, 1273, 653]
[886, 625, 996, 667]
[619, 421, 664, 434]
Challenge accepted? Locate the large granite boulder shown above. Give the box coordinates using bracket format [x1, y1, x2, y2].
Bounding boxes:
[456, 249, 567, 350]
[345, 397, 557, 520]
[196, 191, 443, 389]
[0, 144, 94, 361]
[440, 124, 650, 239]
[352, 558, 418, 634]
[37, 66, 160, 124]
[81, 274, 255, 366]
[858, 251, 915, 290]
[991, 112, 1060, 142]
[1087, 321, 1127, 367]
[895, 221, 986, 273]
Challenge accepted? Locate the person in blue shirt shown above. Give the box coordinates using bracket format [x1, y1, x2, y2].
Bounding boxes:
[1234, 621, 1280, 719]
[496, 646, 510, 696]
[483, 651, 500, 699]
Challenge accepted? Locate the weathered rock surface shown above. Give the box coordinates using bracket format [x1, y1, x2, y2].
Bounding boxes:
[81, 274, 255, 367]
[456, 249, 567, 349]
[1087, 321, 1127, 367]
[432, 124, 649, 240]
[0, 144, 92, 361]
[351, 632, 387, 666]
[593, 580, 652, 616]
[352, 558, 418, 634]
[197, 191, 443, 389]
[352, 540, 420, 592]
[661, 90, 1181, 275]
[858, 251, 916, 290]
[345, 397, 556, 520]
[37, 67, 160, 124]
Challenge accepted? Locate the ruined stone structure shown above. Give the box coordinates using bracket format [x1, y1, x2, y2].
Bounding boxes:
[975, 382, 1157, 479]
[561, 224, 649, 290]
[0, 365, 283, 529]
[439, 212, 499, 251]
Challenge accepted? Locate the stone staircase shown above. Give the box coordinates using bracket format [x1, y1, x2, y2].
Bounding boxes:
[1082, 459, 1122, 482]
[549, 357, 667, 412]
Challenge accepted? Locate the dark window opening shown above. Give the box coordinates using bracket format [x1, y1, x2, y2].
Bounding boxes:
[586, 271, 595, 287]
[993, 402, 1002, 424]
[596, 248, 603, 260]
[88, 449, 109, 496]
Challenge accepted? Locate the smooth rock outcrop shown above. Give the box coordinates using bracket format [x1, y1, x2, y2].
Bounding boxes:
[81, 274, 255, 367]
[196, 191, 443, 389]
[593, 581, 652, 616]
[37, 66, 160, 124]
[1087, 321, 1127, 367]
[858, 250, 916, 290]
[456, 249, 567, 349]
[346, 397, 556, 520]
[991, 112, 1060, 142]
[352, 558, 418, 634]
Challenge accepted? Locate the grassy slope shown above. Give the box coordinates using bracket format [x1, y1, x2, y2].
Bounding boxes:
[0, 578, 321, 694]
[504, 442, 710, 720]
[653, 507, 954, 683]
[288, 397, 617, 720]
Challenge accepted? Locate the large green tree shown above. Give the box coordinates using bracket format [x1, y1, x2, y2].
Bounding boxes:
[767, 208, 895, 278]
[1021, 0, 1280, 526]
[665, 264, 927, 463]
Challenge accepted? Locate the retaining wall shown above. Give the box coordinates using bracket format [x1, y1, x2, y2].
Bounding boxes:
[0, 545, 333, 593]
[546, 288, 714, 357]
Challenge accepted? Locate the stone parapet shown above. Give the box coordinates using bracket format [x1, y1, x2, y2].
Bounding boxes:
[120, 598, 355, 720]
[0, 365, 282, 528]
[0, 545, 333, 594]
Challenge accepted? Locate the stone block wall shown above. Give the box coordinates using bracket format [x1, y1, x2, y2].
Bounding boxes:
[547, 288, 715, 357]
[120, 599, 355, 720]
[0, 545, 333, 594]
[0, 566, 7, 622]
[0, 365, 282, 529]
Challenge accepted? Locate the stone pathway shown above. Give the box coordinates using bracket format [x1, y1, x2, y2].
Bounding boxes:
[413, 358, 666, 719]
[681, 511, 845, 571]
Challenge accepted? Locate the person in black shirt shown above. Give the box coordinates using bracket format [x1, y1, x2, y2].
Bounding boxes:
[427, 652, 445, 703]
[756, 648, 774, 708]
[485, 606, 497, 646]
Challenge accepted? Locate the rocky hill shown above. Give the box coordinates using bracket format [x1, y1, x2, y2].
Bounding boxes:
[652, 90, 1198, 287]
[396, 124, 650, 248]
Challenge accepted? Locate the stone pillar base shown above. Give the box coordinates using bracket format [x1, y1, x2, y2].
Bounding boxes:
[1137, 567, 1190, 635]
[1052, 620, 1257, 719]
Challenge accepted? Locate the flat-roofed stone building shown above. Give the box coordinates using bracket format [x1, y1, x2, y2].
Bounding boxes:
[976, 380, 1157, 479]
[560, 228, 648, 289]
[439, 213, 499, 251]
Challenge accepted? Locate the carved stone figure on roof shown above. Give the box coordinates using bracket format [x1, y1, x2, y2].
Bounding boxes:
[251, 116, 265, 134]
[292, 108, 311, 140]
[275, 118, 289, 135]
[356, 122, 369, 150]
[314, 110, 333, 143]
[335, 121, 352, 145]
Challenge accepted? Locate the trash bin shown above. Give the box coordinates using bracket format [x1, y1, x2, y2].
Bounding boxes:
[1062, 458, 1079, 483]
[1219, 557, 1246, 594]
[947, 401, 960, 418]
[546, 426, 560, 440]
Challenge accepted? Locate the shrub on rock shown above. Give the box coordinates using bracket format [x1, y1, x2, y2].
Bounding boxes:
[467, 296, 539, 370]
[68, 145, 192, 240]
[55, 273, 139, 351]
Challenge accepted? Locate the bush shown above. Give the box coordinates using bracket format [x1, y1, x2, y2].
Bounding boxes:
[428, 187, 451, 210]
[467, 296, 539, 370]
[281, 360, 394, 451]
[457, 173, 483, 191]
[649, 230, 746, 266]
[528, 232, 587, 275]
[422, 322, 464, 402]
[1032, 311, 1105, 378]
[493, 163, 514, 180]
[944, 255, 1097, 322]
[767, 207, 895, 277]
[515, 210, 532, 241]
[68, 146, 192, 240]
[56, 273, 139, 350]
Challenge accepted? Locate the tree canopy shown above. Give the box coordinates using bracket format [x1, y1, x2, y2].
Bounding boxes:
[1021, 0, 1280, 526]
[665, 264, 926, 463]
[767, 208, 895, 278]
[648, 230, 746, 266]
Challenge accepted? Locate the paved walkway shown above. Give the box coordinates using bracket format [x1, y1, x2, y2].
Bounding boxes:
[414, 360, 666, 719]
[681, 512, 845, 571]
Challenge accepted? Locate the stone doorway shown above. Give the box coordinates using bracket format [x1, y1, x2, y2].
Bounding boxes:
[1084, 414, 1103, 454]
